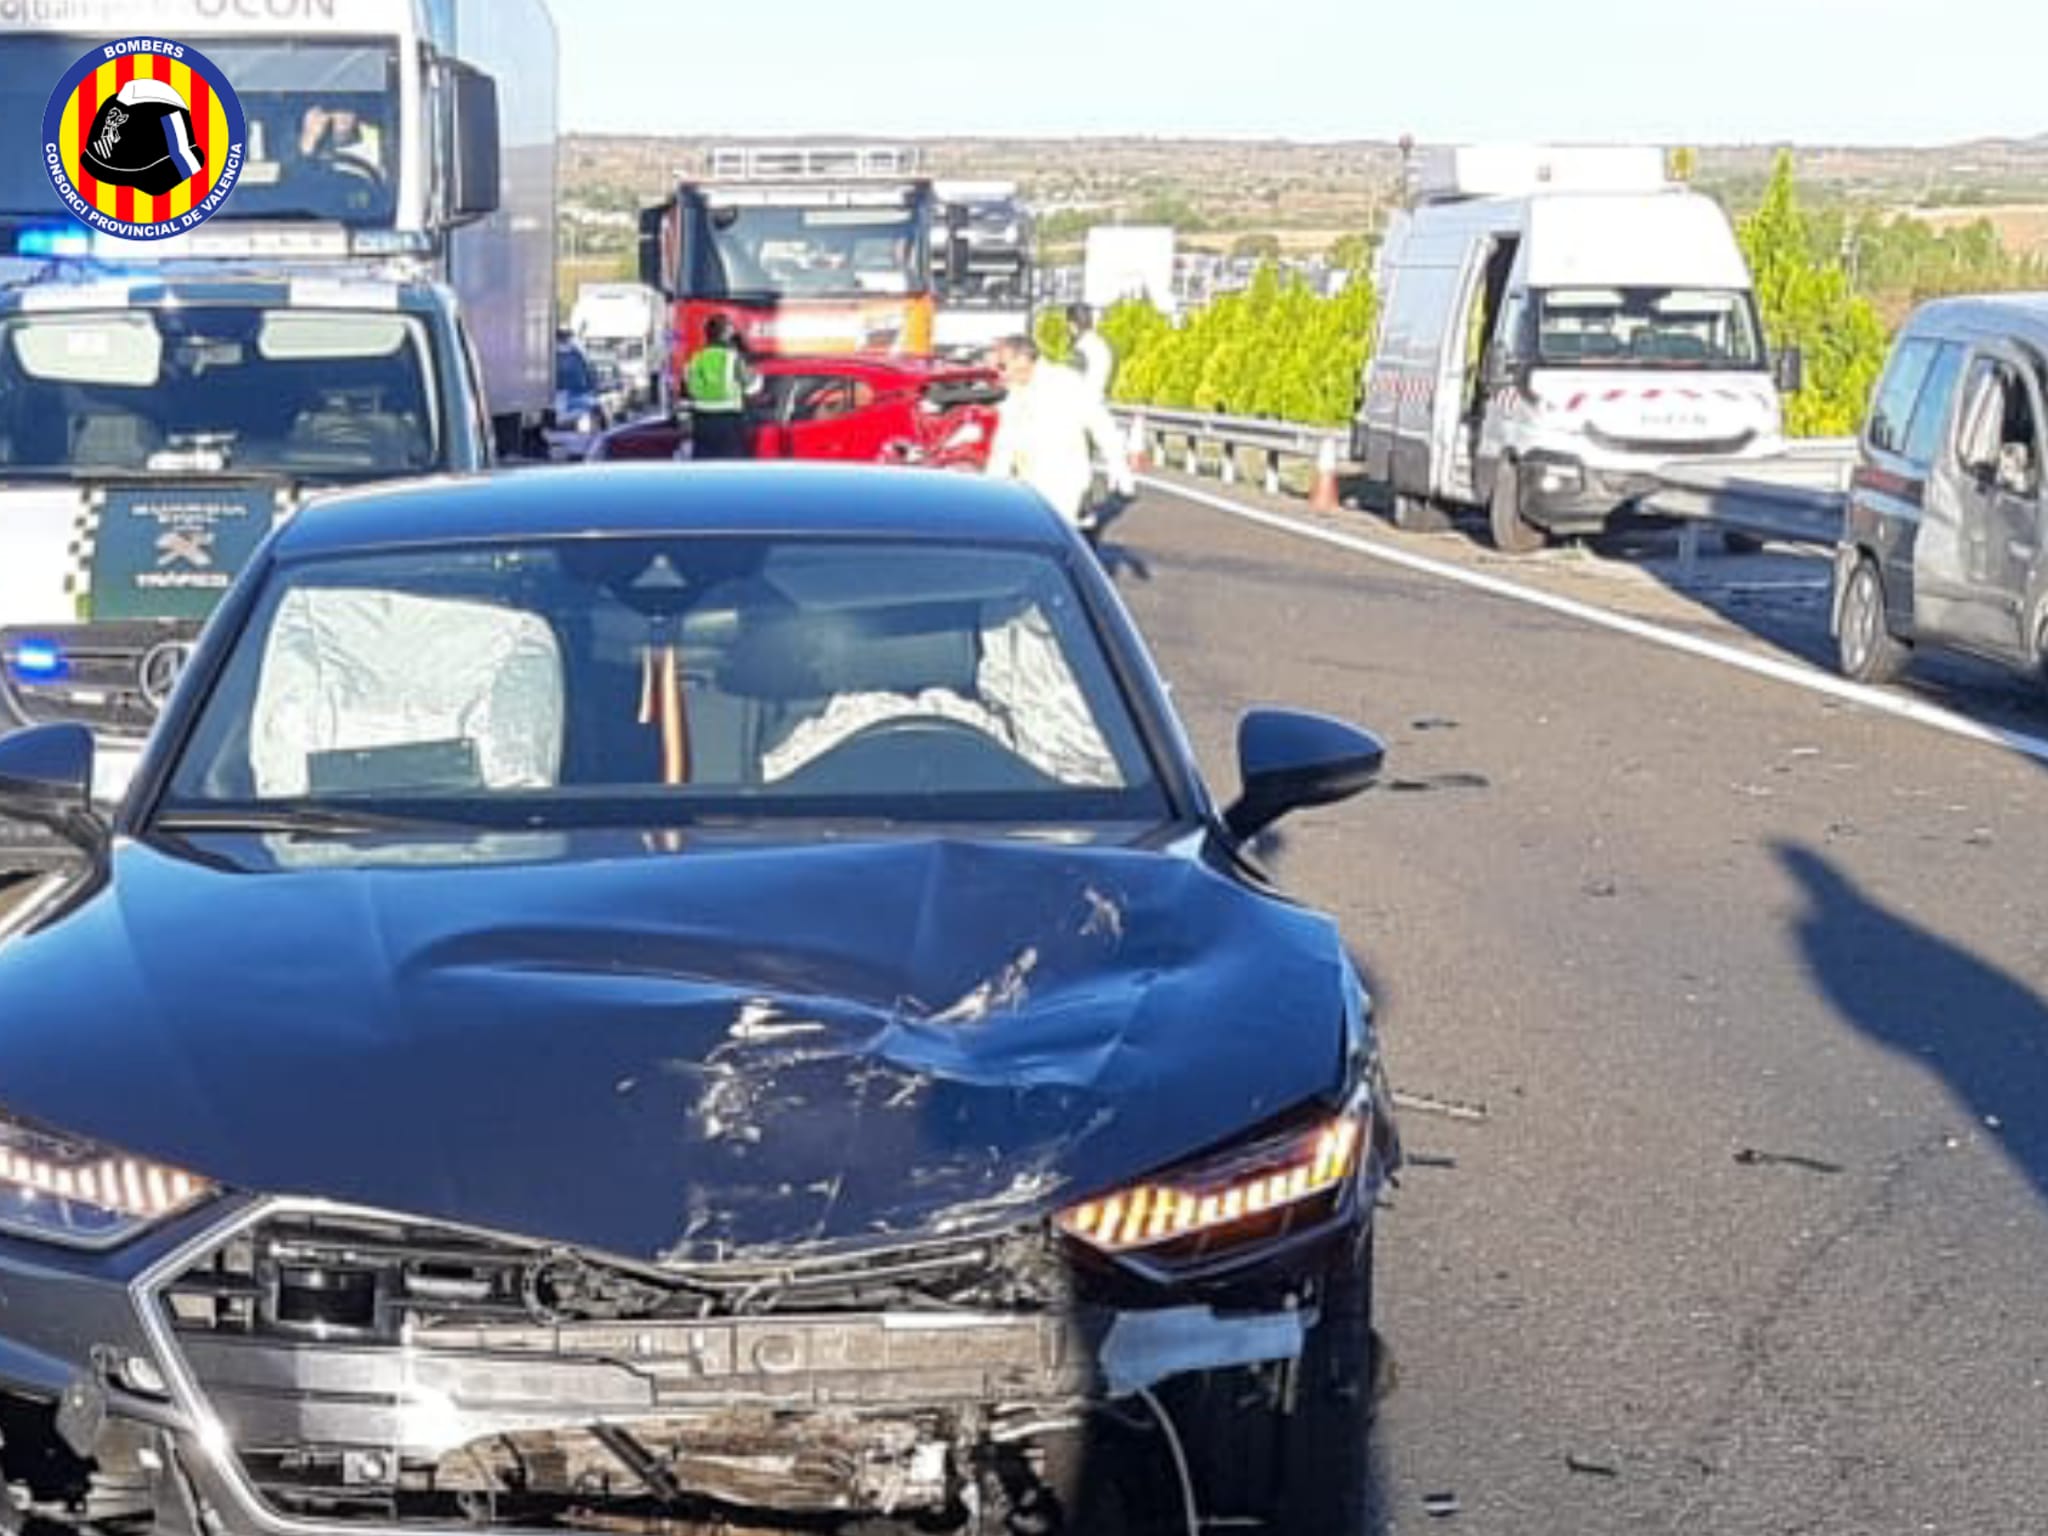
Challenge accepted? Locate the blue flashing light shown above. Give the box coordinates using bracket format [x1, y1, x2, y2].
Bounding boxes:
[15, 225, 93, 260]
[7, 639, 67, 684]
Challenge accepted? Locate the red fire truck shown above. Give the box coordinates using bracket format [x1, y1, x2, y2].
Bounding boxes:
[640, 146, 944, 402]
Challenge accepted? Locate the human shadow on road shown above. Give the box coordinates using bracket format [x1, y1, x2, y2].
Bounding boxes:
[1095, 540, 1154, 584]
[1779, 841, 2048, 1205]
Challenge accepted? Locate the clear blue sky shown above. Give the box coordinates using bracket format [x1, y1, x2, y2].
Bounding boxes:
[559, 0, 2044, 146]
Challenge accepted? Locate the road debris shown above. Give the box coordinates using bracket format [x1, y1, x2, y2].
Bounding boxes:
[1583, 876, 1619, 899]
[1733, 1147, 1844, 1175]
[1423, 1491, 1462, 1518]
[1387, 772, 1492, 793]
[1394, 1091, 1489, 1124]
[1412, 716, 1461, 732]
[1405, 1152, 1460, 1170]
[1566, 1453, 1620, 1478]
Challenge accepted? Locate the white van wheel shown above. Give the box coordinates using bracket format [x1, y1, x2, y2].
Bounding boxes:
[1392, 492, 1452, 532]
[1838, 558, 1909, 684]
[1488, 465, 1546, 555]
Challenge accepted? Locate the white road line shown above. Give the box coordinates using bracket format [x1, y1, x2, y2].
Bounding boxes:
[1142, 476, 2048, 769]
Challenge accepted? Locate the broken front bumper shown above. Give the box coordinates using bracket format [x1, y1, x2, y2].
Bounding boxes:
[0, 1196, 1326, 1532]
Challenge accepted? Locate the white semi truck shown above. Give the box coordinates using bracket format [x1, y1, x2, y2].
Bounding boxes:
[0, 0, 559, 455]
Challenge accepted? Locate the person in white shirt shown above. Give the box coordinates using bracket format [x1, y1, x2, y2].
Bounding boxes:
[985, 336, 1135, 535]
[1069, 303, 1114, 401]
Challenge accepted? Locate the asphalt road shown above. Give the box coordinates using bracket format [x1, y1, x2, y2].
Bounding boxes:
[1102, 479, 2048, 1535]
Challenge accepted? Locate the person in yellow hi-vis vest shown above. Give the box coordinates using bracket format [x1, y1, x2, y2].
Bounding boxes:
[686, 316, 758, 461]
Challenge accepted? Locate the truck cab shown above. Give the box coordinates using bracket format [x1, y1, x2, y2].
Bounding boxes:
[932, 180, 1035, 360]
[641, 145, 940, 398]
[0, 268, 490, 869]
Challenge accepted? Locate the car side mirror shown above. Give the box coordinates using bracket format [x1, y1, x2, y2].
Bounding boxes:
[1774, 346, 1805, 396]
[1223, 709, 1385, 842]
[0, 723, 103, 852]
[448, 62, 501, 221]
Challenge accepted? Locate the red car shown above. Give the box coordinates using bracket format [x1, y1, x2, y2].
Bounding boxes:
[589, 354, 1003, 470]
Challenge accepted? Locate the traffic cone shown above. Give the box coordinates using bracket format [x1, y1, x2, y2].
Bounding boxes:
[1126, 412, 1151, 473]
[1309, 438, 1340, 511]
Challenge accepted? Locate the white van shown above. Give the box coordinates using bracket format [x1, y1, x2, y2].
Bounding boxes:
[1353, 146, 1799, 551]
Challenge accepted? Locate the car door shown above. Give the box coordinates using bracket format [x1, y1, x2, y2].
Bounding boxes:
[1436, 237, 1503, 504]
[748, 372, 813, 459]
[782, 376, 883, 461]
[1933, 351, 2043, 654]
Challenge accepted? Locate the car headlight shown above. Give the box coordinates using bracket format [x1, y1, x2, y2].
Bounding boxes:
[1058, 1108, 1364, 1258]
[576, 412, 597, 435]
[943, 420, 986, 451]
[0, 1109, 216, 1249]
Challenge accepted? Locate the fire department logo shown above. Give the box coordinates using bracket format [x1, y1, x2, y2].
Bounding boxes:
[41, 38, 245, 241]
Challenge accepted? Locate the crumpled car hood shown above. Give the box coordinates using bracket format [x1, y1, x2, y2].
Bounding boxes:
[0, 837, 1353, 1263]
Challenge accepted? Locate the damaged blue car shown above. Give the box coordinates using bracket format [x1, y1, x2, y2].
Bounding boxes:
[0, 464, 1400, 1535]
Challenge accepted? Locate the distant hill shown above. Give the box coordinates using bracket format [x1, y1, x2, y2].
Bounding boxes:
[559, 133, 2048, 256]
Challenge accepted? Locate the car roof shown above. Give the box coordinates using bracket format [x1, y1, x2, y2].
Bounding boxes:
[274, 463, 1068, 558]
[1907, 292, 2048, 346]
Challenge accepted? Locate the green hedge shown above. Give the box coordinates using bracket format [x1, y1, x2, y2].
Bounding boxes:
[1103, 265, 1376, 427]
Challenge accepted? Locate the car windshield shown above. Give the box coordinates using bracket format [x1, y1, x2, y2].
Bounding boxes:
[1535, 286, 1764, 369]
[161, 537, 1168, 828]
[693, 202, 930, 299]
[0, 306, 440, 478]
[210, 40, 401, 225]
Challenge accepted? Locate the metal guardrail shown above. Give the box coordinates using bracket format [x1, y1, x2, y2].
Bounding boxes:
[1110, 406, 1345, 495]
[1114, 404, 1861, 567]
[1645, 438, 1856, 572]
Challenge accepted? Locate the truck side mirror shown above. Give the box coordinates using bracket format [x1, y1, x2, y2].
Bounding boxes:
[1775, 346, 1805, 396]
[945, 208, 971, 290]
[639, 205, 669, 291]
[449, 63, 501, 222]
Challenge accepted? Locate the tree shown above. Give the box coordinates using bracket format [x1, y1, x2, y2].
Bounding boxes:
[1230, 232, 1282, 262]
[1739, 152, 1889, 437]
[1325, 232, 1373, 272]
[1033, 308, 1073, 365]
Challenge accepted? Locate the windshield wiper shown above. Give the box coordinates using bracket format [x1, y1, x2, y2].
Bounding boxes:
[152, 805, 478, 836]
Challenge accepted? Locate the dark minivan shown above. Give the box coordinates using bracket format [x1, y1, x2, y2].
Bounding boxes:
[1835, 294, 2048, 685]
